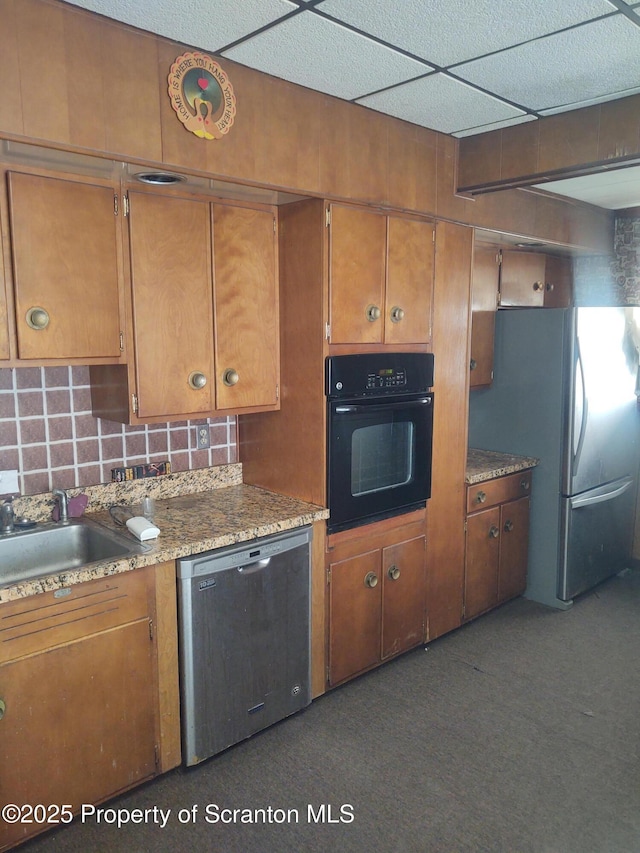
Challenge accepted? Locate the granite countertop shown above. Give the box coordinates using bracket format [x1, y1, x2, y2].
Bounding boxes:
[466, 448, 539, 485]
[0, 466, 328, 603]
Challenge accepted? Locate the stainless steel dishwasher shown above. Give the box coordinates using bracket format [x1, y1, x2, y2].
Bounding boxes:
[176, 526, 312, 766]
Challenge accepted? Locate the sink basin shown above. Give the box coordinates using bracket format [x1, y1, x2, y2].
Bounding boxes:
[0, 518, 149, 587]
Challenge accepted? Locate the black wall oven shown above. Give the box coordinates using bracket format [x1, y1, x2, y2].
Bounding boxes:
[326, 352, 434, 534]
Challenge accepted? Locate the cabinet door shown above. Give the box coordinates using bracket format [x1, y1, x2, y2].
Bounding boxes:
[544, 255, 572, 308]
[385, 216, 434, 345]
[128, 191, 215, 418]
[329, 549, 382, 685]
[212, 204, 279, 410]
[464, 506, 500, 619]
[0, 620, 156, 850]
[499, 250, 546, 307]
[329, 204, 386, 344]
[470, 246, 499, 387]
[381, 535, 426, 659]
[498, 496, 530, 602]
[7, 171, 122, 361]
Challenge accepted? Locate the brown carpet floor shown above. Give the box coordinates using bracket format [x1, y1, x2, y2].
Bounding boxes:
[20, 567, 640, 853]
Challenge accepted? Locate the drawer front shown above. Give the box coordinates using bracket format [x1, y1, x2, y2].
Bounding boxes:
[0, 568, 152, 663]
[467, 469, 532, 513]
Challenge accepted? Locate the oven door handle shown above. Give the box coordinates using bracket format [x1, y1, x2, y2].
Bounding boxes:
[334, 398, 432, 414]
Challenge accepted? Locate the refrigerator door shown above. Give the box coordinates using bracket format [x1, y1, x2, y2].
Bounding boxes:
[559, 475, 637, 600]
[565, 307, 640, 496]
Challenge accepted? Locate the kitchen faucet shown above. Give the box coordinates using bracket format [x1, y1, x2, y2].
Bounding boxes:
[0, 497, 14, 534]
[52, 488, 69, 524]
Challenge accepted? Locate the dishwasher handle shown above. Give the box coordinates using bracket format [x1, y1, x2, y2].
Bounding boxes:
[237, 557, 271, 574]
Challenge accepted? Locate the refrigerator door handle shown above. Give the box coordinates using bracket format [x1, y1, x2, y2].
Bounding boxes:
[573, 335, 589, 476]
[570, 476, 634, 509]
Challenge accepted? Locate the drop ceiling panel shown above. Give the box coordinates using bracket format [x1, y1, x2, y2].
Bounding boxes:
[65, 0, 298, 50]
[358, 74, 525, 135]
[534, 167, 640, 209]
[222, 12, 432, 100]
[320, 0, 615, 67]
[455, 16, 640, 112]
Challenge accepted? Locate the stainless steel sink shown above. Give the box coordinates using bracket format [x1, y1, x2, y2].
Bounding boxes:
[0, 518, 149, 587]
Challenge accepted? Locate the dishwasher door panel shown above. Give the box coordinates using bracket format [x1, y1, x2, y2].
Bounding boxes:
[178, 527, 311, 765]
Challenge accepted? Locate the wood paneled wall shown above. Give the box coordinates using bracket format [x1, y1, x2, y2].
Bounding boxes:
[0, 0, 612, 250]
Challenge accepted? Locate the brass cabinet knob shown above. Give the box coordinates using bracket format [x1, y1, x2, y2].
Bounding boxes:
[223, 368, 240, 387]
[366, 304, 381, 322]
[390, 306, 405, 323]
[470, 358, 477, 371]
[188, 371, 207, 390]
[26, 306, 50, 330]
[504, 519, 514, 533]
[364, 571, 379, 588]
[533, 281, 544, 292]
[475, 490, 487, 504]
[0, 698, 5, 720]
[387, 565, 400, 581]
[489, 526, 500, 539]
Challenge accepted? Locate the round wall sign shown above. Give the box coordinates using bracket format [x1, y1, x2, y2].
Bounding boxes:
[168, 52, 236, 140]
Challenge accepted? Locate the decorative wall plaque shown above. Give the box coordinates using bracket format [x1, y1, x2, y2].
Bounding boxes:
[168, 51, 236, 140]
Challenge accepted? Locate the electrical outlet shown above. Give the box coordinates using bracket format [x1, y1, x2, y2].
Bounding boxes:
[0, 469, 20, 495]
[196, 425, 211, 449]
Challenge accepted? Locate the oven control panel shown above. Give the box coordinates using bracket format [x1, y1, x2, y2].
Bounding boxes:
[326, 352, 434, 398]
[366, 368, 407, 389]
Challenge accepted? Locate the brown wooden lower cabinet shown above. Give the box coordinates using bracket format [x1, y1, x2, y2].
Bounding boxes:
[464, 471, 532, 621]
[327, 512, 426, 687]
[0, 563, 180, 851]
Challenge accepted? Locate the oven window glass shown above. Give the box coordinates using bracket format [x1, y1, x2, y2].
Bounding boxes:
[351, 422, 414, 496]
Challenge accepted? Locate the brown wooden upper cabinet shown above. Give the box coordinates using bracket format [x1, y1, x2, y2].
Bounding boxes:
[5, 170, 124, 363]
[499, 250, 572, 308]
[328, 203, 434, 346]
[212, 204, 279, 411]
[499, 250, 547, 307]
[91, 189, 279, 423]
[470, 245, 499, 388]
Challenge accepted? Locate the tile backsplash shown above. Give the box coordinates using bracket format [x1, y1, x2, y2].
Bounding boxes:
[0, 366, 237, 496]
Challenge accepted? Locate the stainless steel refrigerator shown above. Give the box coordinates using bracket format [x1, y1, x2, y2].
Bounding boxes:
[468, 307, 640, 609]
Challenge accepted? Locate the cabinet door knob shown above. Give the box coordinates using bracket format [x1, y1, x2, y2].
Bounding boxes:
[504, 519, 514, 533]
[223, 368, 239, 387]
[475, 490, 487, 504]
[470, 358, 477, 371]
[520, 479, 530, 491]
[366, 304, 381, 322]
[188, 371, 208, 390]
[0, 698, 5, 720]
[387, 565, 400, 581]
[26, 306, 50, 330]
[532, 281, 544, 292]
[390, 306, 405, 323]
[489, 526, 500, 539]
[364, 571, 379, 588]
[545, 282, 555, 292]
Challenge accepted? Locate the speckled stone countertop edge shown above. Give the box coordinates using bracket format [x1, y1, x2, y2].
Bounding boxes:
[466, 448, 539, 485]
[9, 463, 244, 523]
[0, 476, 328, 603]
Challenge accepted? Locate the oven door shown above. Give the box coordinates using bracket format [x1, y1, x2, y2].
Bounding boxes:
[327, 394, 433, 534]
